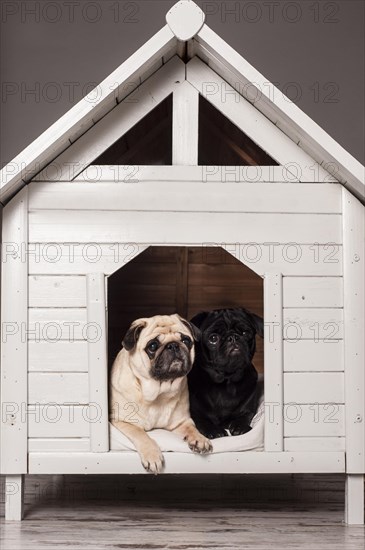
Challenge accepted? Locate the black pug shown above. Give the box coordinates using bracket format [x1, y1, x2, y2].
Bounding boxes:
[188, 308, 264, 439]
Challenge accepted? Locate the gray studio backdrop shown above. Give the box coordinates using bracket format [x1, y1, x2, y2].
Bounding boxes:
[0, 0, 364, 168]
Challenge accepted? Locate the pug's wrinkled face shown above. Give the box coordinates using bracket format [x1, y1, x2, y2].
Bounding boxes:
[192, 308, 264, 378]
[122, 314, 200, 381]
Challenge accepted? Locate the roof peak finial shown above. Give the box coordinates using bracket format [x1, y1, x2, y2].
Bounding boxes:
[166, 0, 206, 41]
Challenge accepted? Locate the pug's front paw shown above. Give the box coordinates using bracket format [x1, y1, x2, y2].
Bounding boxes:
[139, 441, 165, 474]
[185, 432, 213, 454]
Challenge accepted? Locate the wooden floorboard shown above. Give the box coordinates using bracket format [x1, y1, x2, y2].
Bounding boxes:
[1, 474, 364, 549]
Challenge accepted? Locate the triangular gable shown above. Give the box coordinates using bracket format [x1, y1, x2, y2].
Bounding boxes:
[1, 0, 363, 205]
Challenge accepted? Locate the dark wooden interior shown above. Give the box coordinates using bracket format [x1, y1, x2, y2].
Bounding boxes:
[198, 96, 278, 166]
[108, 246, 264, 372]
[92, 94, 278, 167]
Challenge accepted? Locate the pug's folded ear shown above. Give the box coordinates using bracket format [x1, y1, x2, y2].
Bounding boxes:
[189, 311, 209, 329]
[122, 320, 147, 351]
[178, 316, 201, 342]
[251, 313, 264, 338]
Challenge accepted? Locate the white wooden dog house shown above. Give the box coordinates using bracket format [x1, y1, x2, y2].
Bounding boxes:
[1, 0, 364, 524]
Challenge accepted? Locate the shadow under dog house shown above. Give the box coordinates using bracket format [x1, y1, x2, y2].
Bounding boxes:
[1, 0, 364, 524]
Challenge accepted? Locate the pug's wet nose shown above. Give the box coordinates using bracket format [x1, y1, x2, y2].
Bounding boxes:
[166, 342, 179, 351]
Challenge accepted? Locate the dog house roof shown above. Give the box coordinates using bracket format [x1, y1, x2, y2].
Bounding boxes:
[0, 0, 364, 206]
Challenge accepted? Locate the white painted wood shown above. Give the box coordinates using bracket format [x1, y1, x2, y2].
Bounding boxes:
[34, 56, 184, 181]
[28, 244, 147, 276]
[28, 373, 89, 404]
[283, 277, 343, 308]
[284, 340, 344, 372]
[283, 308, 343, 340]
[342, 188, 365, 474]
[27, 244, 343, 279]
[28, 451, 345, 474]
[86, 274, 109, 452]
[28, 308, 87, 341]
[29, 182, 342, 214]
[28, 439, 90, 452]
[28, 405, 91, 437]
[0, 188, 28, 474]
[166, 1, 205, 41]
[284, 405, 345, 437]
[29, 275, 86, 307]
[0, 25, 177, 202]
[284, 373, 344, 404]
[29, 211, 342, 245]
[29, 341, 88, 372]
[284, 437, 345, 452]
[224, 244, 342, 277]
[345, 475, 364, 525]
[74, 165, 301, 183]
[4, 475, 24, 521]
[195, 24, 364, 201]
[186, 57, 331, 181]
[173, 81, 199, 164]
[264, 273, 283, 452]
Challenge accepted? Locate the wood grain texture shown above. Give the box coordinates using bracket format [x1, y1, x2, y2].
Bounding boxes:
[342, 188, 365, 474]
[28, 181, 343, 213]
[284, 373, 344, 404]
[28, 451, 345, 474]
[28, 341, 88, 372]
[28, 373, 89, 404]
[264, 273, 283, 451]
[29, 210, 342, 244]
[0, 188, 28, 474]
[283, 340, 344, 372]
[283, 276, 343, 308]
[1, 472, 363, 541]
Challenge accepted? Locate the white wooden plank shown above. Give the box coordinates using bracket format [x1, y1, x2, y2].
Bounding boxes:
[28, 405, 91, 437]
[28, 341, 88, 372]
[0, 188, 28, 474]
[172, 81, 199, 164]
[1, 25, 177, 202]
[29, 275, 86, 307]
[195, 24, 364, 200]
[284, 437, 345, 452]
[4, 475, 24, 521]
[283, 308, 343, 340]
[224, 244, 342, 277]
[186, 57, 331, 181]
[283, 277, 343, 307]
[342, 188, 365, 473]
[345, 475, 365, 525]
[28, 373, 89, 404]
[29, 182, 342, 214]
[284, 404, 345, 437]
[28, 243, 147, 276]
[35, 56, 184, 181]
[28, 451, 345, 474]
[284, 373, 344, 404]
[87, 274, 109, 452]
[73, 165, 300, 183]
[29, 211, 342, 244]
[284, 340, 344, 372]
[27, 243, 343, 278]
[264, 273, 283, 452]
[28, 309, 88, 341]
[28, 439, 90, 452]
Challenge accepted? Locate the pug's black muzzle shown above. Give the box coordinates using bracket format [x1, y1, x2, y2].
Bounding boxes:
[151, 342, 192, 381]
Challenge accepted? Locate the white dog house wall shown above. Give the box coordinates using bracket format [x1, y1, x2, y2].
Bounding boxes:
[1, 0, 364, 524]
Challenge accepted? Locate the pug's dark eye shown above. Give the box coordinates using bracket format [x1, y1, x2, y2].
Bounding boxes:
[208, 333, 219, 344]
[181, 335, 192, 348]
[147, 340, 159, 353]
